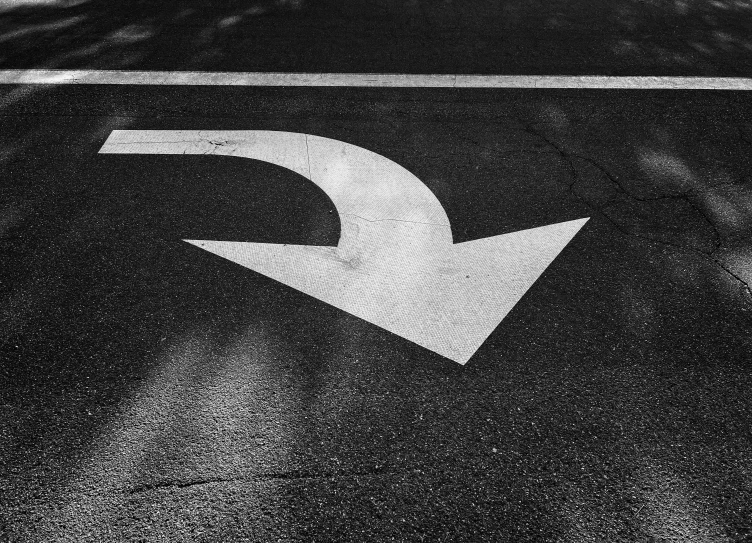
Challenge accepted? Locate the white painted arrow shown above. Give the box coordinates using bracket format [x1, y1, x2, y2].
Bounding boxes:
[100, 130, 588, 364]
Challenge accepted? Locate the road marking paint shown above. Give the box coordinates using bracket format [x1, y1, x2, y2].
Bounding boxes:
[1, 70, 751, 89]
[100, 130, 588, 364]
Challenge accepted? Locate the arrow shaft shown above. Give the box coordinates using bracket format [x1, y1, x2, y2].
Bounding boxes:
[100, 130, 453, 262]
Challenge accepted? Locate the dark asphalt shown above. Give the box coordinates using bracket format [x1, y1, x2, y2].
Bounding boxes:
[1, 85, 752, 541]
[3, 0, 752, 540]
[1, 0, 752, 76]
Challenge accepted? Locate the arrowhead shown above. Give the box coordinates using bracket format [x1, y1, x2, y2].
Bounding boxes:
[185, 218, 588, 364]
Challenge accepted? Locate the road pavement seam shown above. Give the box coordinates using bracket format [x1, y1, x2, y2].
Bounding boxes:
[523, 123, 752, 304]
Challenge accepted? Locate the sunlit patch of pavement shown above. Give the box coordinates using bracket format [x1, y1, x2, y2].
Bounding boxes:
[30, 324, 299, 541]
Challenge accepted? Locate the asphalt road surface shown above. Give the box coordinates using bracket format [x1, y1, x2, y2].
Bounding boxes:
[1, 0, 751, 76]
[2, 1, 752, 543]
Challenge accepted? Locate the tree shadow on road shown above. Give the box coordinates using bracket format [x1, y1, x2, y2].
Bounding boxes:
[0, 0, 751, 75]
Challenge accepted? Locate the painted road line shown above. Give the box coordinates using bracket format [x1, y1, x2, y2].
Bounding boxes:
[100, 130, 588, 364]
[1, 70, 751, 89]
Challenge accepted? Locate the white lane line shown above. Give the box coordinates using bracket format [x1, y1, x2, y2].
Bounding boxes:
[0, 70, 751, 89]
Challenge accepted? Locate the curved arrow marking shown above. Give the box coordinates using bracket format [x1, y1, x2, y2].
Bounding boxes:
[100, 130, 588, 364]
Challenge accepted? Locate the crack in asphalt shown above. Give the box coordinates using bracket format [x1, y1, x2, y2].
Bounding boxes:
[523, 123, 752, 304]
[127, 465, 392, 495]
[341, 212, 450, 228]
[304, 133, 312, 180]
[570, 152, 724, 254]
